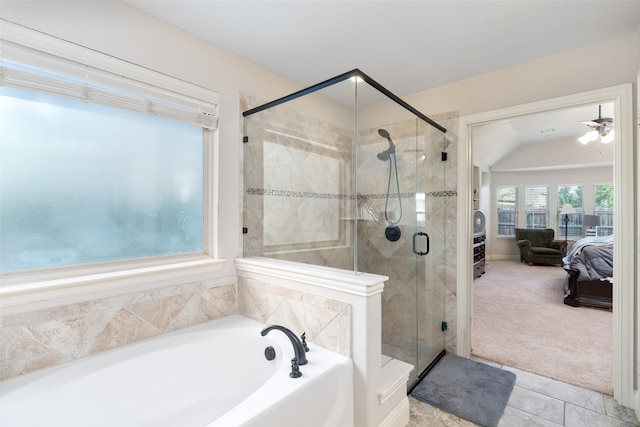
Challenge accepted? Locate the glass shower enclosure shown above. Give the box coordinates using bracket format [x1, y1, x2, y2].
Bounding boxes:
[242, 69, 450, 388]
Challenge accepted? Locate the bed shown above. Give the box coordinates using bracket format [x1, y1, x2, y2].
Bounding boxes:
[562, 235, 613, 309]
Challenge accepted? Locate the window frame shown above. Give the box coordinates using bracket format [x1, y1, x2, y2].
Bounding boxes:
[594, 183, 614, 236]
[0, 21, 224, 315]
[496, 185, 517, 238]
[524, 185, 548, 229]
[557, 184, 584, 240]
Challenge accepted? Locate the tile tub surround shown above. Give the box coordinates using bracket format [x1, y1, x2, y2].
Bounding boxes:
[1, 270, 354, 382]
[0, 278, 237, 381]
[235, 257, 416, 427]
[237, 275, 352, 357]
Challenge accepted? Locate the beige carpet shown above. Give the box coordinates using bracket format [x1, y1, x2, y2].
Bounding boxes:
[472, 260, 613, 395]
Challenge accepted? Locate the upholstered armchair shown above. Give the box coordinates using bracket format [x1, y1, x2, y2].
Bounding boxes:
[515, 228, 567, 266]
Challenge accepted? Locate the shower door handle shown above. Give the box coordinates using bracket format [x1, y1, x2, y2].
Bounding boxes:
[413, 232, 430, 256]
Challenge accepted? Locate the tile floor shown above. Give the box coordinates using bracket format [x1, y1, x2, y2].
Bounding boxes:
[407, 358, 639, 427]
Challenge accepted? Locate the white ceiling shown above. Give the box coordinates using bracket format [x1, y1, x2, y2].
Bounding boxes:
[472, 102, 615, 169]
[126, 1, 639, 167]
[127, 1, 640, 96]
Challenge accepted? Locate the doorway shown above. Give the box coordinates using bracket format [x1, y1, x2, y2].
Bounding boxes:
[456, 84, 635, 407]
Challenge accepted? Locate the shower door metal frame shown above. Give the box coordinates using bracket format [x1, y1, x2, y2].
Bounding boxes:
[243, 68, 449, 392]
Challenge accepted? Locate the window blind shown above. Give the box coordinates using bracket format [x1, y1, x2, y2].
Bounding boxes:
[525, 186, 548, 228]
[525, 186, 548, 210]
[0, 20, 219, 129]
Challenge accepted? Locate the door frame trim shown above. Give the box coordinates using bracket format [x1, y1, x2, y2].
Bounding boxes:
[456, 84, 635, 407]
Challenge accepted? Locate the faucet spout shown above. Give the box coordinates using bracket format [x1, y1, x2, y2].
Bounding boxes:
[261, 325, 308, 366]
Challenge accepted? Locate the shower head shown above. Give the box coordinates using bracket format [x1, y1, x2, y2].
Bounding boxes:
[378, 129, 391, 140]
[377, 128, 395, 161]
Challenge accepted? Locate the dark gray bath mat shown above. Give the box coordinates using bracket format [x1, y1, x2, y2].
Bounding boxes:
[411, 354, 516, 427]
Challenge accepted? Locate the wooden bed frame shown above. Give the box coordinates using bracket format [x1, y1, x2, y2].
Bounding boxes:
[563, 265, 612, 310]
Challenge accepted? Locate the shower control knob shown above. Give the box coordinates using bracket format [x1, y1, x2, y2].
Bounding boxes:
[385, 225, 401, 242]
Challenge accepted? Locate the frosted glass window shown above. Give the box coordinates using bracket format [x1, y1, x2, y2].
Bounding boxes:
[1, 86, 204, 272]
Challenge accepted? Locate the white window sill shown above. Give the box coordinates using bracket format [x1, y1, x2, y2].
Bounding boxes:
[0, 256, 226, 315]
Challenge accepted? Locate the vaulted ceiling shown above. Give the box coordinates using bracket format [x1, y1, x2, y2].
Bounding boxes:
[472, 102, 615, 171]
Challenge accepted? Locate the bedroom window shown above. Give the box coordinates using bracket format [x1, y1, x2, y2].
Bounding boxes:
[1, 21, 222, 308]
[524, 186, 548, 229]
[557, 185, 583, 240]
[594, 184, 613, 236]
[496, 186, 517, 237]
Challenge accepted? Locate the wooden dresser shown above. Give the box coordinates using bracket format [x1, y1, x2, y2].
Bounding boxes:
[473, 231, 486, 279]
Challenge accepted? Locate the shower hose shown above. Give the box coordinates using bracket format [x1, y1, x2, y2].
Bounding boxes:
[383, 152, 403, 226]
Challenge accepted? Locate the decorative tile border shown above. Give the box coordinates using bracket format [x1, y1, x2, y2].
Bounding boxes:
[246, 188, 349, 199]
[247, 188, 457, 200]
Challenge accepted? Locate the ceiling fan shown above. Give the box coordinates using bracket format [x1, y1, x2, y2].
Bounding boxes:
[578, 104, 614, 144]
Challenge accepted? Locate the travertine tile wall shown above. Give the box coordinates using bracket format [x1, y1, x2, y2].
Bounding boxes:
[356, 112, 459, 361]
[237, 275, 351, 356]
[1, 275, 353, 381]
[0, 278, 236, 381]
[241, 92, 459, 361]
[242, 95, 355, 271]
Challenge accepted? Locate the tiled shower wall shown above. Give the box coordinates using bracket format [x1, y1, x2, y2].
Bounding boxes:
[241, 93, 459, 356]
[356, 111, 459, 361]
[242, 94, 356, 270]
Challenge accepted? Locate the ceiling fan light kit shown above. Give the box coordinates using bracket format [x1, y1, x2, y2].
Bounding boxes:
[578, 104, 614, 144]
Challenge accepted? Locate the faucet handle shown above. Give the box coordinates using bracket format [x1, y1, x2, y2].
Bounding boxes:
[300, 332, 309, 352]
[289, 358, 302, 378]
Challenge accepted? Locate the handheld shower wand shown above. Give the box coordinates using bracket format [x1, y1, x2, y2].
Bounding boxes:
[377, 129, 396, 161]
[377, 129, 402, 242]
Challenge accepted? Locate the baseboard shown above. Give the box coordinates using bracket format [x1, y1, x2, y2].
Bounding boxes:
[487, 255, 519, 261]
[378, 396, 410, 427]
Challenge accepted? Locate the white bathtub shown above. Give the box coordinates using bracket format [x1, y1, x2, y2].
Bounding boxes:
[0, 315, 353, 427]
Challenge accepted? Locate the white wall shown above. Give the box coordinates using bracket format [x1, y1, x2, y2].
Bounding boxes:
[489, 166, 613, 259]
[405, 32, 639, 117]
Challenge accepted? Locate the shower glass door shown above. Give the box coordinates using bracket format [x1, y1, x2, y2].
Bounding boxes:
[242, 69, 450, 389]
[413, 119, 447, 386]
[354, 85, 447, 387]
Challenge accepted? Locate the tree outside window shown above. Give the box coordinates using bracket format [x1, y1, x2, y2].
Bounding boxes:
[595, 184, 613, 235]
[557, 185, 583, 240]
